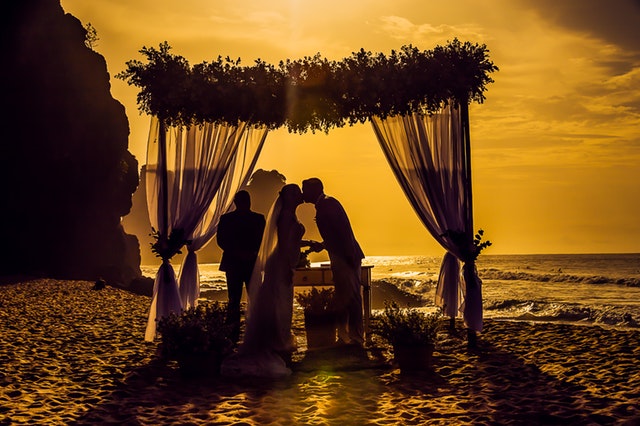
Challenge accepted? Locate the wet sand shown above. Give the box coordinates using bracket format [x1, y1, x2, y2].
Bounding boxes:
[1, 279, 639, 425]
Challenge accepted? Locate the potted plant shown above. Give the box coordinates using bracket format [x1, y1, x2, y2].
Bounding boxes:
[373, 302, 442, 371]
[157, 301, 233, 377]
[295, 287, 337, 349]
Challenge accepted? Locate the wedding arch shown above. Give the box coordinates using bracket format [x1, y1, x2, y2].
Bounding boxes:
[117, 39, 498, 341]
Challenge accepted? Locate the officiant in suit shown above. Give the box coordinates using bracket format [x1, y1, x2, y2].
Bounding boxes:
[217, 190, 266, 342]
[302, 177, 365, 346]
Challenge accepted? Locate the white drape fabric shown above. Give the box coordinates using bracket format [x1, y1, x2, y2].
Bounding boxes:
[247, 195, 282, 309]
[144, 117, 268, 341]
[371, 103, 483, 332]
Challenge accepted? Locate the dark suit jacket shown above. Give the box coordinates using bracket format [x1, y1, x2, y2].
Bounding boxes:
[315, 195, 364, 266]
[216, 210, 266, 272]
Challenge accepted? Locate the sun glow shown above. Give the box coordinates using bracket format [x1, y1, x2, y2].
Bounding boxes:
[61, 0, 640, 255]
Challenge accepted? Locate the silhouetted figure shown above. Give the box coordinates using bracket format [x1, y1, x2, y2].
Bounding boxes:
[221, 184, 309, 378]
[217, 190, 266, 342]
[302, 178, 365, 346]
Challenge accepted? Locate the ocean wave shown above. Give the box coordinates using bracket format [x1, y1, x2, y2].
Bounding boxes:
[372, 277, 436, 297]
[364, 255, 440, 267]
[485, 299, 639, 328]
[200, 278, 227, 291]
[479, 268, 640, 287]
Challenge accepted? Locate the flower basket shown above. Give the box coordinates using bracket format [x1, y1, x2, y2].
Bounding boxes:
[372, 302, 442, 371]
[295, 287, 337, 349]
[157, 301, 233, 377]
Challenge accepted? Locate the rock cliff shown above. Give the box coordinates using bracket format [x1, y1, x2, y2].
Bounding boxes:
[1, 0, 142, 285]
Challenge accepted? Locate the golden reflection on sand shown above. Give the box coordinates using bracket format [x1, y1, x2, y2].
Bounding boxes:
[2, 280, 640, 425]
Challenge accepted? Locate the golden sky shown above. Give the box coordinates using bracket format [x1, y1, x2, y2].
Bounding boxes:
[61, 0, 640, 256]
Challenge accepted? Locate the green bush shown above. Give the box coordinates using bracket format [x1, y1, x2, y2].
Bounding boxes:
[157, 301, 233, 361]
[373, 302, 442, 348]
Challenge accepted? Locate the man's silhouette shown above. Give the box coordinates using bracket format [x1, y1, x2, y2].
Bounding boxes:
[302, 178, 365, 346]
[217, 190, 266, 342]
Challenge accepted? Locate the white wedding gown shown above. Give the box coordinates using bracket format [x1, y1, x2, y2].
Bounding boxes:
[220, 195, 304, 378]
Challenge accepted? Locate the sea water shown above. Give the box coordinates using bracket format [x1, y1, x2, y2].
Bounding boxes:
[142, 253, 640, 328]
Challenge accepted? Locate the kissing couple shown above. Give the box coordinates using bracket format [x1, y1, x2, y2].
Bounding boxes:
[221, 177, 365, 378]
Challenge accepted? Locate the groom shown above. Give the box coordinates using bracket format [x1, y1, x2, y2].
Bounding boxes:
[217, 190, 266, 343]
[302, 177, 365, 346]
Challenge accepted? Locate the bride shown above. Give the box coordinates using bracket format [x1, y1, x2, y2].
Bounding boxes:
[220, 183, 308, 378]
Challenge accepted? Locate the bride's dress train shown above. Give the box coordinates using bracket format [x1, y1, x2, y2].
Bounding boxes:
[220, 269, 296, 378]
[220, 348, 291, 378]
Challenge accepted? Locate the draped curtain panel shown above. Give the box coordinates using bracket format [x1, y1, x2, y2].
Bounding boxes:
[371, 103, 483, 332]
[144, 117, 267, 341]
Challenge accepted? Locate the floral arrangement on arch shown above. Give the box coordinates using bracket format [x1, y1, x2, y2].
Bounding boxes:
[117, 39, 498, 133]
[150, 227, 191, 261]
[440, 228, 492, 262]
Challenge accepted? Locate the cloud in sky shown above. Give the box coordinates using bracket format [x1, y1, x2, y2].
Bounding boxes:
[514, 0, 640, 55]
[60, 0, 640, 254]
[376, 15, 485, 44]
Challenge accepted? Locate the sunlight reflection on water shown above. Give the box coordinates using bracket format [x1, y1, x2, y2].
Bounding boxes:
[142, 253, 640, 327]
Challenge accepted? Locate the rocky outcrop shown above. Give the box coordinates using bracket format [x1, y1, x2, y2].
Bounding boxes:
[0, 0, 142, 285]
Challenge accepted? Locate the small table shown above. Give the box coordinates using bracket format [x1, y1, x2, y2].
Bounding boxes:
[293, 264, 373, 341]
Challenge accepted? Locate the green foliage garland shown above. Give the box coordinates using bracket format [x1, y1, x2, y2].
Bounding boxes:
[117, 39, 498, 133]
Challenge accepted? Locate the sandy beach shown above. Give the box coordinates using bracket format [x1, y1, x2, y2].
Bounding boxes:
[1, 279, 639, 425]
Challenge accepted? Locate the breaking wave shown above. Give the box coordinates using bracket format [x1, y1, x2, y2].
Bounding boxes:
[479, 268, 640, 287]
[485, 299, 639, 328]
